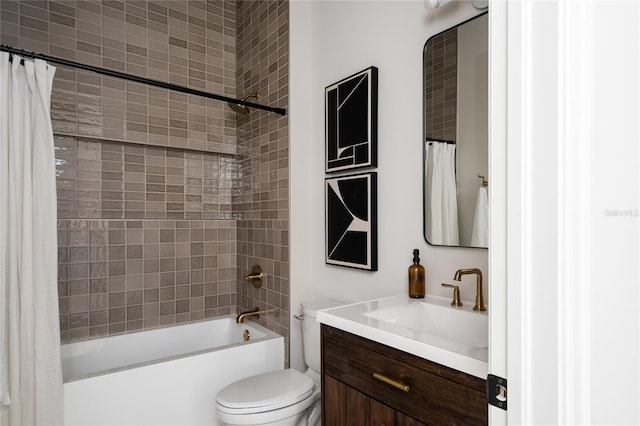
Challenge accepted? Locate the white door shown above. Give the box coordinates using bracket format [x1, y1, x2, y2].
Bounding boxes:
[488, 1, 508, 424]
[492, 1, 640, 424]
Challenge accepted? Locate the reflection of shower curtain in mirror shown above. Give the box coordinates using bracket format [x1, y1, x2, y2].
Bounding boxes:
[425, 142, 459, 245]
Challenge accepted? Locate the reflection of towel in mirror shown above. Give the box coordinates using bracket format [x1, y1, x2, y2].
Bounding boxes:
[471, 187, 488, 247]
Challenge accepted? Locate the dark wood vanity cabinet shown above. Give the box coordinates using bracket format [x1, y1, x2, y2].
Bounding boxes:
[321, 325, 487, 426]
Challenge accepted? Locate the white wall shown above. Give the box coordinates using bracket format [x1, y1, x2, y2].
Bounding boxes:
[290, 0, 488, 372]
[294, 2, 640, 424]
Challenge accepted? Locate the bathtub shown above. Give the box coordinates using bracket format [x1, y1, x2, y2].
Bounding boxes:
[62, 317, 284, 426]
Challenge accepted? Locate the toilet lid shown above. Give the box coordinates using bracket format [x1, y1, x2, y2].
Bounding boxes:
[216, 369, 315, 414]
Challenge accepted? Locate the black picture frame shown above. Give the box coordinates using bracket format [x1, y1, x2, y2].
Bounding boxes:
[325, 66, 378, 173]
[325, 172, 377, 271]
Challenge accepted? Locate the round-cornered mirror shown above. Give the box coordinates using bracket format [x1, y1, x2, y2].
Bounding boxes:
[423, 12, 488, 248]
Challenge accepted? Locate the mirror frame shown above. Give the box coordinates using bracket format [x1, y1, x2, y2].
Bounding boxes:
[422, 11, 489, 249]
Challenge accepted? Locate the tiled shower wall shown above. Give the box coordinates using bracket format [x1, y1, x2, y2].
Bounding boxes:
[424, 27, 457, 142]
[1, 0, 290, 350]
[235, 0, 290, 363]
[55, 137, 239, 340]
[57, 218, 237, 338]
[55, 137, 239, 220]
[0, 0, 238, 152]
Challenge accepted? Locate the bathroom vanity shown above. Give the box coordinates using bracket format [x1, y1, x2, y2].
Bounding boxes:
[318, 295, 489, 425]
[322, 326, 486, 425]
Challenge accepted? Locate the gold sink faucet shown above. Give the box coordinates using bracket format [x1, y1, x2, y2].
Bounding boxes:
[453, 268, 486, 312]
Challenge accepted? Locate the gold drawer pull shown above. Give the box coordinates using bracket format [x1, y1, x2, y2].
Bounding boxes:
[373, 372, 410, 392]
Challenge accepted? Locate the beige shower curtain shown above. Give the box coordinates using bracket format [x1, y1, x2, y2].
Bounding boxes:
[0, 52, 63, 425]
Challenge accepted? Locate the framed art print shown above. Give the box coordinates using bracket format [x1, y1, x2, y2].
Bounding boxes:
[325, 66, 378, 173]
[325, 172, 377, 271]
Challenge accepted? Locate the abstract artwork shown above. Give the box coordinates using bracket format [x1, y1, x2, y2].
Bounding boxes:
[325, 67, 378, 173]
[325, 172, 377, 271]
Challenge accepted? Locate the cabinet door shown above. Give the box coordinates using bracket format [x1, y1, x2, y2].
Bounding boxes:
[345, 381, 368, 425]
[369, 397, 395, 426]
[324, 375, 403, 426]
[395, 412, 426, 426]
[324, 374, 347, 425]
[324, 374, 368, 425]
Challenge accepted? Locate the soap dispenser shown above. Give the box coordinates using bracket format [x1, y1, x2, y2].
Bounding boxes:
[408, 249, 425, 298]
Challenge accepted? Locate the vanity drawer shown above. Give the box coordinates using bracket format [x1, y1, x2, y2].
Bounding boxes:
[322, 325, 487, 425]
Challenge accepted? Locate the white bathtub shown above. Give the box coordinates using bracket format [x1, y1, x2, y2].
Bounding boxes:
[62, 317, 284, 426]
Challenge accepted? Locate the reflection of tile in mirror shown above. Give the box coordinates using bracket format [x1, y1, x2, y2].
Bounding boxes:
[424, 28, 458, 142]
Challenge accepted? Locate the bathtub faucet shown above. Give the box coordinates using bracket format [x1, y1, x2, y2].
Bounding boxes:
[236, 307, 274, 323]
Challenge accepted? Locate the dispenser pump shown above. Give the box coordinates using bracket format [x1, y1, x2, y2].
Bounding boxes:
[408, 249, 426, 298]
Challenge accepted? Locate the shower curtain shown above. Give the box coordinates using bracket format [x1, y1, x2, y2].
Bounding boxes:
[424, 142, 459, 245]
[0, 52, 63, 425]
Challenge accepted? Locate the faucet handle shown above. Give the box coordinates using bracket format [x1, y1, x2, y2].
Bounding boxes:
[441, 283, 463, 307]
[244, 265, 264, 289]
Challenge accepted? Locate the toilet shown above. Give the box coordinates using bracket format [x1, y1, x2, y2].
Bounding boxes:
[215, 300, 341, 426]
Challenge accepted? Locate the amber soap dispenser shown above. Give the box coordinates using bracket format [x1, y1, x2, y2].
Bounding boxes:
[408, 249, 425, 298]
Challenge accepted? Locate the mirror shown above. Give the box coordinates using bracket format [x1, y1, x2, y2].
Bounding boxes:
[423, 12, 488, 248]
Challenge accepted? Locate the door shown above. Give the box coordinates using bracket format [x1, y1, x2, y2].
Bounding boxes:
[493, 1, 640, 424]
[488, 1, 508, 424]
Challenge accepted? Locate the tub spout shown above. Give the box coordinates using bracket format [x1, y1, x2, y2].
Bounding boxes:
[236, 308, 274, 323]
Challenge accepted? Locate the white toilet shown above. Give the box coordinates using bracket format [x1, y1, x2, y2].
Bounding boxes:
[215, 300, 341, 426]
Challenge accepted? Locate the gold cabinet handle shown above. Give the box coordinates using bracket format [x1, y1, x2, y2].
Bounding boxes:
[373, 372, 410, 392]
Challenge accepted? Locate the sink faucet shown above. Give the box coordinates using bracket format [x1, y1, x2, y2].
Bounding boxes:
[453, 268, 486, 312]
[236, 307, 274, 323]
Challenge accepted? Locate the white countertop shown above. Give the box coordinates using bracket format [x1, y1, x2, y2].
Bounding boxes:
[317, 294, 489, 379]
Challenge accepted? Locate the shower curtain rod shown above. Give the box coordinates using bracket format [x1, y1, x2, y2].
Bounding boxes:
[426, 137, 456, 144]
[0, 44, 287, 116]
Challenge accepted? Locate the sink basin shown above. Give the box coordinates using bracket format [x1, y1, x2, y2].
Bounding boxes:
[317, 294, 488, 378]
[363, 297, 487, 348]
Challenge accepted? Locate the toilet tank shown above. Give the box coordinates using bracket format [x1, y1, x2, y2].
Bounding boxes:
[300, 300, 342, 374]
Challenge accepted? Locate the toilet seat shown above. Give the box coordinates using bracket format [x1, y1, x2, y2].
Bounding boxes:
[216, 369, 315, 415]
